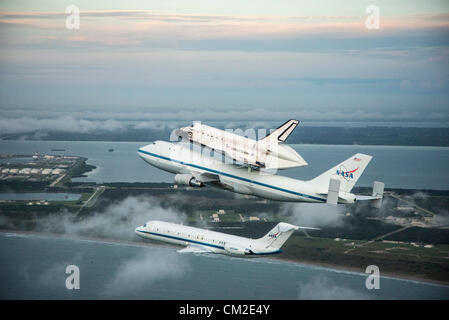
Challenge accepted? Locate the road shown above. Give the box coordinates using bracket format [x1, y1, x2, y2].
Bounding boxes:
[49, 173, 66, 187]
[344, 225, 413, 253]
[387, 192, 436, 217]
[76, 185, 105, 214]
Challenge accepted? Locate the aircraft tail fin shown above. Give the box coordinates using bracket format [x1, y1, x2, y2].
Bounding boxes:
[260, 119, 299, 143]
[309, 153, 372, 193]
[259, 222, 299, 250]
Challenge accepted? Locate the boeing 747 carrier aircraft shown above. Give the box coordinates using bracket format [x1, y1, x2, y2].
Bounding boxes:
[137, 140, 384, 206]
[135, 220, 315, 256]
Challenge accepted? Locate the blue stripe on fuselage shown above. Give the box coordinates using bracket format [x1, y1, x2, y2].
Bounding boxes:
[137, 148, 326, 202]
[135, 229, 281, 255]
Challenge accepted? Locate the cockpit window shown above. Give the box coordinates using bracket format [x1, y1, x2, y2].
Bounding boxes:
[143, 223, 147, 227]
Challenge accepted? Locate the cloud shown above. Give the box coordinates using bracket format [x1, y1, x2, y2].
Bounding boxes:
[102, 248, 191, 297]
[298, 276, 370, 300]
[400, 192, 449, 226]
[0, 116, 125, 134]
[2, 102, 449, 137]
[133, 121, 179, 131]
[8, 196, 190, 298]
[1, 9, 448, 50]
[432, 210, 449, 225]
[2, 105, 449, 137]
[35, 196, 187, 241]
[281, 203, 346, 228]
[0, 10, 275, 23]
[16, 251, 85, 296]
[36, 252, 84, 289]
[0, 7, 447, 128]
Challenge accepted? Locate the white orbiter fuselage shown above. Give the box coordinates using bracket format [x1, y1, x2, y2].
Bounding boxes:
[175, 120, 307, 170]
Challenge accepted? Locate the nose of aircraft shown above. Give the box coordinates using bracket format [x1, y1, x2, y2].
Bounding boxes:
[137, 141, 157, 159]
[135, 226, 143, 234]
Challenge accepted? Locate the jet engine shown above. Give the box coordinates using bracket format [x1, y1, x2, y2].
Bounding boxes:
[224, 243, 252, 255]
[174, 174, 204, 187]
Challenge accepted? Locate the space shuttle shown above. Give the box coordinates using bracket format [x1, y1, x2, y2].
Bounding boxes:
[175, 120, 307, 170]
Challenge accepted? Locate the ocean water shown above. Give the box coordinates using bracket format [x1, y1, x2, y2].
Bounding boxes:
[0, 140, 448, 189]
[0, 233, 448, 300]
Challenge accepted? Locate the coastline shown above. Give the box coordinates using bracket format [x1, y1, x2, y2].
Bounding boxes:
[269, 256, 449, 288]
[1, 228, 448, 288]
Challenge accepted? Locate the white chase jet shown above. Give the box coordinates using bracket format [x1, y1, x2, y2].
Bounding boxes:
[137, 141, 384, 206]
[135, 220, 315, 256]
[175, 120, 307, 170]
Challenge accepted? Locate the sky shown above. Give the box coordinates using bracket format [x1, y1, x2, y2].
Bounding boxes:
[0, 0, 449, 133]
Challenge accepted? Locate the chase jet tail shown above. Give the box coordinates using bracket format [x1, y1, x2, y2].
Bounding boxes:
[259, 222, 299, 250]
[260, 119, 299, 143]
[309, 153, 372, 193]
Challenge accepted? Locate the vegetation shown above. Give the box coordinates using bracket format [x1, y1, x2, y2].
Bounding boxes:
[3, 126, 449, 146]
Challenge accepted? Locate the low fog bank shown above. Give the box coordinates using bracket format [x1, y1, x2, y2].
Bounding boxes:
[34, 196, 187, 241]
[297, 276, 370, 300]
[102, 248, 191, 297]
[279, 203, 346, 228]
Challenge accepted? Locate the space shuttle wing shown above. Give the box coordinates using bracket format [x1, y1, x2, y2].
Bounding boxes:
[260, 119, 299, 143]
[178, 245, 213, 253]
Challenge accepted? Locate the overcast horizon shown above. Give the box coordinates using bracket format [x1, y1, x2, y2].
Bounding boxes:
[1, 1, 449, 135]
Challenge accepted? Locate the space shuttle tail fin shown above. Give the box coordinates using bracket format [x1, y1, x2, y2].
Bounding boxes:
[259, 119, 299, 144]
